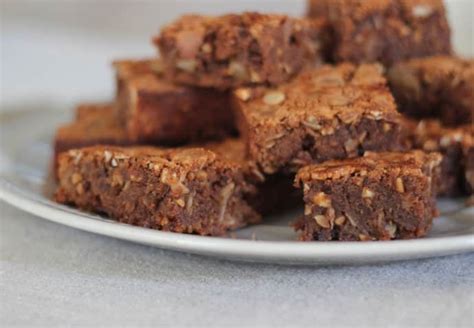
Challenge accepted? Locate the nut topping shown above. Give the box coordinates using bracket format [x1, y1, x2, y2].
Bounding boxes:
[395, 177, 405, 193]
[234, 88, 252, 102]
[176, 59, 197, 72]
[263, 91, 286, 106]
[412, 5, 434, 18]
[312, 192, 331, 208]
[334, 216, 346, 226]
[362, 187, 374, 198]
[314, 215, 331, 229]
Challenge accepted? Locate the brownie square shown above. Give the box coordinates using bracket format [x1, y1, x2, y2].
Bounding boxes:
[308, 0, 451, 66]
[403, 118, 474, 196]
[233, 63, 404, 175]
[295, 151, 442, 241]
[113, 59, 235, 145]
[388, 56, 474, 126]
[55, 146, 260, 236]
[154, 13, 325, 89]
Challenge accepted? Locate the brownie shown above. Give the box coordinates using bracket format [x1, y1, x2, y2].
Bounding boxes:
[294, 150, 442, 241]
[113, 59, 235, 144]
[388, 56, 474, 126]
[308, 0, 451, 66]
[233, 63, 404, 175]
[54, 103, 130, 163]
[403, 118, 474, 196]
[154, 13, 325, 89]
[55, 146, 260, 236]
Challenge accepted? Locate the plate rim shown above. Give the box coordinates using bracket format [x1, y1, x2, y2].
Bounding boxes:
[1, 175, 473, 264]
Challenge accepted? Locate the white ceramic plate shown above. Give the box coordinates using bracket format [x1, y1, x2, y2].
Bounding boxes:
[0, 108, 473, 265]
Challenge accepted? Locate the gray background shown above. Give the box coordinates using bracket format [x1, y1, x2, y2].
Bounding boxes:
[1, 1, 474, 326]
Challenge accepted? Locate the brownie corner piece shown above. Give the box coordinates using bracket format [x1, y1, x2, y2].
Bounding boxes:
[308, 0, 451, 65]
[55, 146, 260, 236]
[234, 63, 404, 174]
[294, 150, 442, 241]
[154, 12, 325, 89]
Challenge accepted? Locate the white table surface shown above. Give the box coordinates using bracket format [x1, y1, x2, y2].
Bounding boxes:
[1, 1, 474, 327]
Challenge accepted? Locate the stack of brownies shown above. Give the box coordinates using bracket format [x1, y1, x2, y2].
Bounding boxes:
[54, 0, 473, 241]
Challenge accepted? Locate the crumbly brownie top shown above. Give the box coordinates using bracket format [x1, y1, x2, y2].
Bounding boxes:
[235, 63, 400, 129]
[296, 150, 442, 182]
[64, 145, 245, 189]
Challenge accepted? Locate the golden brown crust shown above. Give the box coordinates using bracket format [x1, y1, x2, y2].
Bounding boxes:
[296, 150, 441, 183]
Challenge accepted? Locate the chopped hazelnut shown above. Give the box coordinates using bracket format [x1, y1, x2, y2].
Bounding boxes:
[312, 192, 331, 207]
[335, 216, 346, 226]
[396, 177, 405, 193]
[103, 150, 112, 162]
[176, 199, 185, 207]
[385, 222, 397, 238]
[228, 61, 248, 80]
[412, 4, 434, 18]
[176, 59, 197, 72]
[359, 234, 372, 241]
[201, 43, 212, 54]
[362, 187, 375, 198]
[71, 173, 82, 184]
[263, 91, 286, 106]
[235, 88, 252, 102]
[314, 215, 331, 229]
